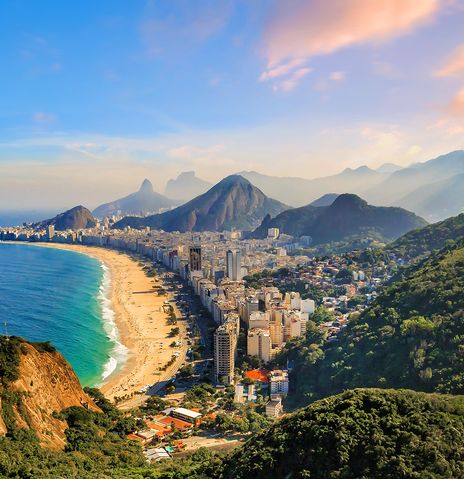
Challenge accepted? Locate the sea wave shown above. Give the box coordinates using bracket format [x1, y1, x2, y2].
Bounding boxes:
[97, 263, 128, 383]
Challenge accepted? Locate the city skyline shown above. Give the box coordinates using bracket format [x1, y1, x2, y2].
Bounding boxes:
[1, 0, 464, 209]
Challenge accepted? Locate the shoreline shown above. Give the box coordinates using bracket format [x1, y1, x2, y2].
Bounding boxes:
[15, 242, 187, 404]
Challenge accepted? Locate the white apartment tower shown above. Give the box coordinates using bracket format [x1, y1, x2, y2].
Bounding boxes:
[226, 249, 242, 281]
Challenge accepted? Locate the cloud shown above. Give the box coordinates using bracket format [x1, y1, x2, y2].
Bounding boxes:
[32, 112, 56, 124]
[435, 43, 464, 77]
[448, 87, 464, 115]
[329, 71, 346, 82]
[261, 0, 442, 75]
[259, 58, 306, 81]
[372, 60, 400, 78]
[273, 67, 312, 92]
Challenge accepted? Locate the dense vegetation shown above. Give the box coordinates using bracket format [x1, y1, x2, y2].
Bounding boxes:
[0, 382, 224, 478]
[222, 388, 464, 479]
[387, 212, 464, 260]
[287, 239, 464, 407]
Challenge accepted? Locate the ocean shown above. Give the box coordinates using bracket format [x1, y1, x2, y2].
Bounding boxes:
[0, 242, 125, 386]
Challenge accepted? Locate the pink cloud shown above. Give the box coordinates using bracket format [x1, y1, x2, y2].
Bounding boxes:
[259, 57, 306, 81]
[329, 71, 346, 81]
[274, 67, 313, 92]
[262, 0, 442, 70]
[435, 43, 464, 77]
[448, 87, 464, 115]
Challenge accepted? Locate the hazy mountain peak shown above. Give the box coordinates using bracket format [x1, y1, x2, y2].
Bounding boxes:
[376, 162, 403, 173]
[139, 178, 153, 193]
[93, 180, 176, 218]
[164, 171, 212, 201]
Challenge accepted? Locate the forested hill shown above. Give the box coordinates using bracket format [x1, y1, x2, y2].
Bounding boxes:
[222, 389, 464, 479]
[387, 212, 464, 260]
[285, 239, 464, 407]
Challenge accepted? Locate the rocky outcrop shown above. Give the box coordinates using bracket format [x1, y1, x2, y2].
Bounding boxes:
[0, 340, 100, 449]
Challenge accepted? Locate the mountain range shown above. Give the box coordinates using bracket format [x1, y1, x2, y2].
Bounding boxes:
[253, 193, 427, 244]
[238, 166, 389, 208]
[34, 205, 96, 231]
[235, 150, 464, 221]
[93, 179, 176, 218]
[114, 175, 288, 232]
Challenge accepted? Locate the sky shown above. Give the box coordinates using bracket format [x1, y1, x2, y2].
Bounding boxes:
[1, 0, 464, 209]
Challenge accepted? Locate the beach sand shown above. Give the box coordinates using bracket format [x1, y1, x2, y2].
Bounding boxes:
[35, 244, 187, 404]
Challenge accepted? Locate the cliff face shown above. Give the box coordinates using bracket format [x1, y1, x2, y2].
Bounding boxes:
[0, 340, 100, 449]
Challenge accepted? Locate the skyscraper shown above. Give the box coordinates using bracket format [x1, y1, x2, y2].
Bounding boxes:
[225, 249, 242, 281]
[214, 321, 237, 385]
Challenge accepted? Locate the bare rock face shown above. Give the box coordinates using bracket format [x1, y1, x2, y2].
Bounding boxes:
[1, 340, 100, 449]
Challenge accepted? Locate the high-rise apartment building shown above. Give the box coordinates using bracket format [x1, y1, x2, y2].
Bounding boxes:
[225, 249, 242, 281]
[46, 225, 55, 241]
[214, 321, 237, 385]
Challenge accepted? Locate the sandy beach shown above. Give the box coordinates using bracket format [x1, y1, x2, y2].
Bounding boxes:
[34, 243, 187, 404]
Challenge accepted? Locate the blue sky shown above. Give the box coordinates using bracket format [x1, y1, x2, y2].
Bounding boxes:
[1, 0, 464, 209]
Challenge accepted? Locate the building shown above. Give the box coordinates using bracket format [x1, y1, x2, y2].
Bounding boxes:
[144, 447, 172, 463]
[189, 246, 202, 272]
[266, 397, 284, 417]
[214, 321, 237, 385]
[234, 383, 257, 403]
[247, 328, 272, 363]
[267, 227, 279, 239]
[171, 407, 202, 425]
[46, 225, 55, 241]
[269, 370, 289, 398]
[226, 249, 242, 281]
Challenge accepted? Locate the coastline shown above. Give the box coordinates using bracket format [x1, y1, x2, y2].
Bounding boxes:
[28, 243, 187, 403]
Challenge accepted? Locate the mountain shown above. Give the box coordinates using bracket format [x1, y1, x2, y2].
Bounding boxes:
[93, 179, 176, 218]
[239, 167, 388, 207]
[366, 150, 464, 206]
[309, 193, 339, 207]
[114, 175, 288, 232]
[0, 337, 99, 449]
[34, 205, 96, 230]
[222, 388, 464, 479]
[286, 239, 464, 407]
[395, 173, 464, 222]
[387, 212, 464, 260]
[375, 162, 403, 173]
[164, 171, 212, 202]
[253, 194, 427, 244]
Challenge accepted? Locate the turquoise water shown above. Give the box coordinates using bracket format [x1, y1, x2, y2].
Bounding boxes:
[0, 243, 119, 386]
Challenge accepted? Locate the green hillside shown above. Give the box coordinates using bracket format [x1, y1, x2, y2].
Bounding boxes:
[286, 239, 464, 407]
[387, 212, 464, 260]
[222, 388, 464, 479]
